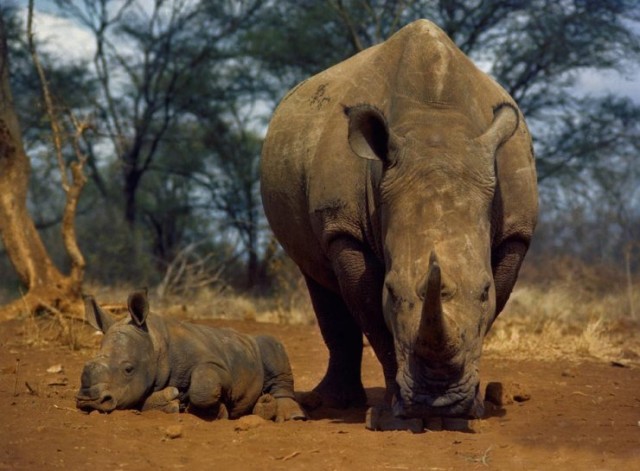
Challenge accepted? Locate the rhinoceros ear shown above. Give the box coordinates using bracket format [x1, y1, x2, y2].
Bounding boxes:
[344, 104, 397, 165]
[83, 295, 115, 333]
[477, 103, 519, 153]
[127, 289, 150, 327]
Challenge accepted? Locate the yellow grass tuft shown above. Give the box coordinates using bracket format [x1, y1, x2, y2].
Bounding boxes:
[486, 280, 640, 363]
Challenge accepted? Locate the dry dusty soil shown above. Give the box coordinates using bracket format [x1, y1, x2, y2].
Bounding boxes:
[1, 316, 639, 470]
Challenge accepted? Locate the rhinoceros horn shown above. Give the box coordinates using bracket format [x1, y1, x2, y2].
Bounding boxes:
[415, 252, 460, 359]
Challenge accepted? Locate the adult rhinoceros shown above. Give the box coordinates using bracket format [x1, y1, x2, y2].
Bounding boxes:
[260, 19, 537, 421]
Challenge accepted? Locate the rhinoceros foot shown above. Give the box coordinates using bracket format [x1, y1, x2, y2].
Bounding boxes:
[252, 394, 278, 420]
[275, 397, 307, 422]
[141, 387, 180, 413]
[365, 406, 424, 433]
[308, 378, 368, 409]
[252, 394, 307, 422]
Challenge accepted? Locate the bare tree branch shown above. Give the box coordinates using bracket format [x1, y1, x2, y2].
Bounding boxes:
[27, 0, 67, 190]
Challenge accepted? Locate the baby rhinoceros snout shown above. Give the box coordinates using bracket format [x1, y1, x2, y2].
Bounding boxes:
[76, 361, 118, 413]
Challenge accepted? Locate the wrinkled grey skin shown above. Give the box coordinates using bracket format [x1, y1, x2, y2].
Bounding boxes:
[76, 291, 306, 422]
[260, 20, 538, 419]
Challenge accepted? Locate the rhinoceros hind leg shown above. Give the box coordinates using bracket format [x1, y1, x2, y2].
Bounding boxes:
[304, 275, 367, 409]
[187, 363, 229, 419]
[254, 335, 308, 421]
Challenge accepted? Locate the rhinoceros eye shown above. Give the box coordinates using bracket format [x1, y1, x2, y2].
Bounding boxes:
[123, 364, 135, 376]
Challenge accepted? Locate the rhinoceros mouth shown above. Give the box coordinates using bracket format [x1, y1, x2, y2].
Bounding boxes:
[393, 372, 484, 419]
[392, 387, 484, 419]
[76, 389, 117, 413]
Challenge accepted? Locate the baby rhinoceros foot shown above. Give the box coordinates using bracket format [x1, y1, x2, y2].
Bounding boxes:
[141, 387, 181, 414]
[252, 394, 307, 422]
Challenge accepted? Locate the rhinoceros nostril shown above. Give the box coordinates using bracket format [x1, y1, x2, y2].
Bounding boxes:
[100, 393, 113, 404]
[97, 392, 117, 411]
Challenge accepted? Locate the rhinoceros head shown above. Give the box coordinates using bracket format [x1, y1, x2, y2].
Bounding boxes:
[346, 103, 519, 419]
[76, 291, 156, 413]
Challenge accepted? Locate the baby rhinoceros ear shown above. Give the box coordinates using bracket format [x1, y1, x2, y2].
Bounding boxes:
[83, 295, 116, 333]
[127, 289, 150, 327]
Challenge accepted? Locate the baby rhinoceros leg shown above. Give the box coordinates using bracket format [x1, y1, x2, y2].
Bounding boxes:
[187, 362, 229, 419]
[252, 393, 278, 420]
[141, 387, 180, 413]
[255, 335, 307, 422]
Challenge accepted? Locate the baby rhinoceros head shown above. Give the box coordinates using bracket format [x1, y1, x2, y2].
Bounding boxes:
[76, 291, 157, 413]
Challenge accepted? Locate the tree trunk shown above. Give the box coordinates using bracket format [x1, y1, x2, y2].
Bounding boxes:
[0, 13, 82, 319]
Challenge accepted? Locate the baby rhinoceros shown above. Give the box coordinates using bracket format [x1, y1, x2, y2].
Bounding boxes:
[76, 290, 306, 422]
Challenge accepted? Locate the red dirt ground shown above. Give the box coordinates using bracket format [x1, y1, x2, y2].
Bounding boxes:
[1, 316, 639, 470]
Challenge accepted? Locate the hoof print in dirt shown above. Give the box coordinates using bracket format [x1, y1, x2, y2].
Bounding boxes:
[365, 406, 424, 433]
[485, 381, 531, 407]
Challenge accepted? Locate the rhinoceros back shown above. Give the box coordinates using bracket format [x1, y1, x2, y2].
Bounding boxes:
[261, 19, 537, 295]
[157, 317, 265, 416]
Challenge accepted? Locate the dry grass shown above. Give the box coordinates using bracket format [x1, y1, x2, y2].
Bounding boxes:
[164, 286, 316, 326]
[12, 259, 640, 365]
[485, 272, 640, 364]
[19, 308, 97, 351]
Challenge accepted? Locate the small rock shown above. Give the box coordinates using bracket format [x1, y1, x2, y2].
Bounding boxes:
[47, 364, 64, 374]
[485, 382, 512, 406]
[482, 400, 500, 417]
[365, 406, 423, 433]
[234, 414, 268, 431]
[485, 381, 531, 406]
[511, 382, 531, 402]
[164, 425, 183, 439]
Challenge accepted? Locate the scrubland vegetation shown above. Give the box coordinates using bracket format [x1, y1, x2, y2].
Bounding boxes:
[9, 252, 640, 369]
[0, 1, 638, 361]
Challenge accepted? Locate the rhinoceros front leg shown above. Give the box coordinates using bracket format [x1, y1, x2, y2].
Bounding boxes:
[141, 386, 180, 413]
[252, 394, 308, 422]
[304, 274, 367, 409]
[326, 238, 398, 406]
[304, 238, 398, 409]
[254, 335, 307, 421]
[187, 363, 230, 419]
